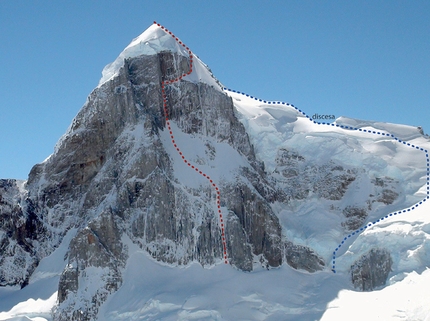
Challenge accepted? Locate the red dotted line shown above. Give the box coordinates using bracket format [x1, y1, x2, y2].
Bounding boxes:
[154, 21, 228, 264]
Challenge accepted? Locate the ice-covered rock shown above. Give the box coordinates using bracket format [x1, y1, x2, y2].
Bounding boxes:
[0, 179, 45, 287]
[6, 37, 295, 318]
[0, 23, 427, 320]
[350, 248, 393, 291]
[284, 241, 325, 272]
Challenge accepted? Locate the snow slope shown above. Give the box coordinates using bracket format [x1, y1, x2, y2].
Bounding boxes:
[96, 190, 430, 320]
[101, 111, 430, 320]
[99, 23, 221, 90]
[226, 89, 428, 263]
[98, 234, 341, 321]
[1, 22, 429, 320]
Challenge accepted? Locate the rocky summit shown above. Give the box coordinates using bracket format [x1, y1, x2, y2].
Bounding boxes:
[1, 23, 426, 320]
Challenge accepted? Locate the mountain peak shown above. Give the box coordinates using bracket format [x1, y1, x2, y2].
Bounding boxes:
[1, 21, 429, 321]
[99, 22, 222, 90]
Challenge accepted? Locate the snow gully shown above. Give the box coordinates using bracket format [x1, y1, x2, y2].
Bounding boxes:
[155, 21, 229, 265]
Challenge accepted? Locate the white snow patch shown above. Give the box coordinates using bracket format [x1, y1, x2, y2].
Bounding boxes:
[0, 292, 57, 321]
[321, 269, 430, 321]
[98, 24, 223, 92]
[184, 54, 223, 91]
[99, 24, 189, 86]
[29, 228, 76, 284]
[159, 121, 250, 189]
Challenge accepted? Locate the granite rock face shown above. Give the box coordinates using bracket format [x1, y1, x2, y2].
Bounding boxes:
[0, 179, 45, 287]
[54, 210, 124, 320]
[284, 241, 325, 273]
[0, 50, 323, 319]
[351, 248, 393, 291]
[0, 28, 410, 320]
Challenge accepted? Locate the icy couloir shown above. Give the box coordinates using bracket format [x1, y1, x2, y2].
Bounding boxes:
[0, 23, 428, 320]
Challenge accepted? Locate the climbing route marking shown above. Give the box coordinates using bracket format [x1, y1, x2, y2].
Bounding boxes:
[154, 21, 228, 264]
[223, 88, 429, 273]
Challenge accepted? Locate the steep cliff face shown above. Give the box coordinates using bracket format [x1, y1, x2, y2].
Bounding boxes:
[0, 23, 426, 320]
[54, 210, 124, 321]
[11, 47, 306, 319]
[0, 179, 45, 287]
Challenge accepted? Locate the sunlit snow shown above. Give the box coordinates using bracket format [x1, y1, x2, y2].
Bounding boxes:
[2, 23, 429, 321]
[98, 24, 222, 91]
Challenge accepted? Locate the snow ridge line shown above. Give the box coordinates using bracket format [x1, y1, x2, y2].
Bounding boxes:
[223, 88, 430, 273]
[154, 21, 229, 265]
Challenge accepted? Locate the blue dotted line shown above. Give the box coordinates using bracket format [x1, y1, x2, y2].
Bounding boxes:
[223, 87, 430, 274]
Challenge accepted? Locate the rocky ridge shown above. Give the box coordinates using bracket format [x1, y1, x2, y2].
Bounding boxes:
[0, 22, 420, 320]
[1, 43, 322, 320]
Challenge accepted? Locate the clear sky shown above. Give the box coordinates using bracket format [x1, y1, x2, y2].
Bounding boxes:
[1, 1, 429, 180]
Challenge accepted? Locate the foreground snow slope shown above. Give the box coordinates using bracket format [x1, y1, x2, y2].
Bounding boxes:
[1, 22, 429, 320]
[321, 197, 430, 321]
[97, 192, 430, 321]
[100, 128, 430, 320]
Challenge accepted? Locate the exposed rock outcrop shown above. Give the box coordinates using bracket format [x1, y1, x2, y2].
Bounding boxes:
[0, 179, 45, 287]
[284, 241, 325, 272]
[341, 206, 368, 231]
[285, 241, 325, 272]
[273, 148, 357, 201]
[0, 24, 416, 321]
[55, 210, 124, 321]
[224, 182, 283, 268]
[351, 248, 393, 291]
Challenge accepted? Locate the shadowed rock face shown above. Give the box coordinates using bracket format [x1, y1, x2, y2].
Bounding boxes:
[351, 248, 393, 291]
[0, 41, 408, 319]
[0, 179, 45, 287]
[1, 51, 326, 320]
[284, 241, 325, 273]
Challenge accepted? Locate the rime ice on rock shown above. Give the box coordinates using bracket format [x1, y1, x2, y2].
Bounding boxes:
[0, 22, 428, 320]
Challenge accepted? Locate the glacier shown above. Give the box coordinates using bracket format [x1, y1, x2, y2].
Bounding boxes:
[0, 21, 429, 321]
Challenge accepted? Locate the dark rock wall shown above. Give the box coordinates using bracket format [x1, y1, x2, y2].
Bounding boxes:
[0, 48, 403, 321]
[351, 248, 393, 291]
[0, 179, 45, 287]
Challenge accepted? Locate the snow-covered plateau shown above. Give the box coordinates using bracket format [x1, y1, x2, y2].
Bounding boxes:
[1, 22, 429, 321]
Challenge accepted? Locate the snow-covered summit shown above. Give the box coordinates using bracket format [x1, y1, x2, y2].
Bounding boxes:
[99, 23, 222, 90]
[99, 24, 188, 85]
[1, 23, 429, 321]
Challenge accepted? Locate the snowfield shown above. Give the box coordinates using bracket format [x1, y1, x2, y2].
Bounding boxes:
[2, 95, 428, 320]
[1, 23, 429, 320]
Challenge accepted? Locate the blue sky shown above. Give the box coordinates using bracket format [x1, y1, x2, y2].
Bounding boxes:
[1, 1, 429, 179]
